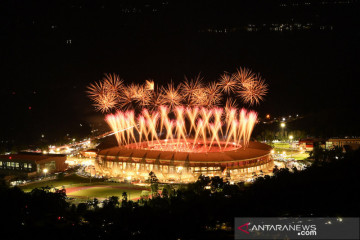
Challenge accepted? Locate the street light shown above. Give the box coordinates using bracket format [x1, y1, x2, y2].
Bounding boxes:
[289, 135, 294, 148]
[289, 135, 294, 158]
[280, 123, 286, 141]
[43, 168, 48, 178]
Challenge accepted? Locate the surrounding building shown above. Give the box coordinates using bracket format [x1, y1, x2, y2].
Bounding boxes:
[0, 152, 67, 176]
[80, 149, 98, 158]
[326, 138, 360, 151]
[298, 139, 315, 151]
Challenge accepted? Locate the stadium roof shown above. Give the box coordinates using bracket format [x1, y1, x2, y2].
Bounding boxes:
[98, 141, 272, 163]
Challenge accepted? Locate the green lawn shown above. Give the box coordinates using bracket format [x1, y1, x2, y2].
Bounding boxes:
[292, 153, 310, 160]
[20, 174, 104, 192]
[273, 142, 290, 149]
[273, 142, 309, 160]
[69, 187, 146, 200]
[19, 174, 150, 201]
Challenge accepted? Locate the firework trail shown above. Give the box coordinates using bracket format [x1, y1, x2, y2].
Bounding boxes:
[225, 98, 238, 112]
[105, 106, 257, 152]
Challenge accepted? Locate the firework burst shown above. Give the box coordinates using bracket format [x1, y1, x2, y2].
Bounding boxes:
[145, 79, 154, 91]
[134, 84, 151, 107]
[237, 74, 268, 105]
[233, 67, 255, 84]
[162, 82, 182, 109]
[103, 73, 123, 94]
[203, 81, 222, 107]
[219, 72, 237, 94]
[117, 84, 140, 110]
[148, 87, 165, 111]
[87, 80, 118, 113]
[181, 74, 204, 106]
[88, 67, 268, 112]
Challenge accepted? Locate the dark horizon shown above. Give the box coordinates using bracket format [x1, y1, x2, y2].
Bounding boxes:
[0, 0, 359, 148]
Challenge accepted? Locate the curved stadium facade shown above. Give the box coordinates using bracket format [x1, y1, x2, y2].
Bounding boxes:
[95, 140, 273, 182]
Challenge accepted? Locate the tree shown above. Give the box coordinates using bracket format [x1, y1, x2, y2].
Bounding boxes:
[109, 196, 119, 206]
[93, 198, 99, 209]
[311, 145, 344, 164]
[122, 192, 128, 202]
[149, 171, 159, 184]
[103, 196, 120, 209]
[272, 165, 279, 174]
[77, 203, 88, 214]
[151, 182, 159, 197]
[149, 171, 160, 197]
[197, 174, 211, 187]
[162, 184, 171, 198]
[163, 184, 173, 197]
[210, 176, 225, 192]
[0, 174, 9, 190]
[310, 145, 325, 163]
[87, 198, 99, 210]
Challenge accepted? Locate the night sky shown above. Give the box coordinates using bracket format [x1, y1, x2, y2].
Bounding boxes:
[0, 0, 359, 147]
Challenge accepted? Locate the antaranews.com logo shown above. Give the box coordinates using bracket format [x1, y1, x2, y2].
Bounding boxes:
[238, 222, 317, 236]
[235, 218, 359, 240]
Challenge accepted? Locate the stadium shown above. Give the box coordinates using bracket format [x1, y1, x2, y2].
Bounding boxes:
[87, 69, 273, 182]
[95, 140, 273, 182]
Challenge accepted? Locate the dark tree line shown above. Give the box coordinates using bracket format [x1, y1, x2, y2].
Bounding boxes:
[1, 149, 359, 240]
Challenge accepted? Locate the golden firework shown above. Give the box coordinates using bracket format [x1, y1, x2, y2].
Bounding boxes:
[162, 82, 182, 109]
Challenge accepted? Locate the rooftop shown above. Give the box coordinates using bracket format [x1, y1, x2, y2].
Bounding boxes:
[0, 153, 66, 162]
[98, 141, 272, 163]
